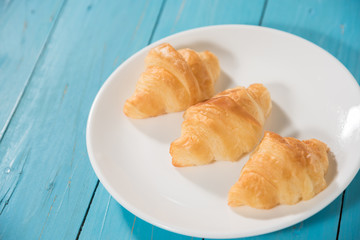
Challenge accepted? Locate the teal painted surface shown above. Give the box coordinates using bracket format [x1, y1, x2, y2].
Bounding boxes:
[80, 184, 201, 240]
[262, 0, 360, 85]
[0, 0, 65, 139]
[78, 184, 136, 240]
[151, 0, 265, 42]
[0, 0, 163, 239]
[338, 172, 360, 240]
[232, 196, 342, 240]
[0, 0, 359, 239]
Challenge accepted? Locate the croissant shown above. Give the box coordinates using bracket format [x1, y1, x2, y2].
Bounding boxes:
[123, 43, 220, 118]
[170, 84, 272, 167]
[228, 131, 329, 209]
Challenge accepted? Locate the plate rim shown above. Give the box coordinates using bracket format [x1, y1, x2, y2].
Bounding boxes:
[86, 24, 360, 238]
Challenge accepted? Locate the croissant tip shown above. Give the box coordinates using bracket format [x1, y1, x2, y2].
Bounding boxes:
[123, 103, 131, 117]
[172, 158, 193, 167]
[123, 99, 148, 119]
[123, 107, 138, 119]
[152, 42, 174, 53]
[172, 162, 183, 167]
[228, 199, 242, 207]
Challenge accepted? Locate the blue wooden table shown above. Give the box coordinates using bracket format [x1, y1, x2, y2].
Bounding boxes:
[1, 0, 359, 239]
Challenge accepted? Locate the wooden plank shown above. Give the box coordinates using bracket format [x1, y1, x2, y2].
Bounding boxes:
[78, 184, 136, 240]
[79, 0, 266, 239]
[0, 0, 163, 239]
[214, 0, 360, 239]
[262, 0, 360, 85]
[0, 0, 66, 140]
[239, 196, 342, 240]
[151, 0, 266, 42]
[79, 184, 202, 240]
[338, 172, 360, 240]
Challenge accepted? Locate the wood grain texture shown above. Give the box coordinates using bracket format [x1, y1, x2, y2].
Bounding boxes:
[262, 0, 360, 85]
[239, 196, 343, 240]
[80, 184, 201, 240]
[151, 0, 266, 42]
[0, 0, 162, 239]
[338, 171, 360, 240]
[78, 184, 135, 240]
[0, 0, 65, 140]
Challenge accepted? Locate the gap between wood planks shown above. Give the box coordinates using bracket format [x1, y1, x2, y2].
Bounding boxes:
[75, 0, 167, 238]
[259, 0, 268, 25]
[336, 191, 346, 240]
[75, 180, 100, 240]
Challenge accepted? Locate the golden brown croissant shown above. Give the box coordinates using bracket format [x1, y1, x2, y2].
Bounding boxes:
[123, 43, 220, 118]
[228, 131, 329, 209]
[170, 84, 272, 167]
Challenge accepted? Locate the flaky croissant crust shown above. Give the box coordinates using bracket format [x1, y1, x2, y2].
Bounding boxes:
[123, 43, 220, 118]
[228, 131, 329, 209]
[170, 84, 272, 167]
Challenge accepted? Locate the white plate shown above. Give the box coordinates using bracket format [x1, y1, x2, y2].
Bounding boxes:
[86, 25, 360, 238]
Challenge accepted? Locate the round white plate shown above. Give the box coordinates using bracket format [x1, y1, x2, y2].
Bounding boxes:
[86, 25, 360, 239]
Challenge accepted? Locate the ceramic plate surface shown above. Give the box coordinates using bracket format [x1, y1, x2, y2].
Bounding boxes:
[86, 25, 360, 238]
